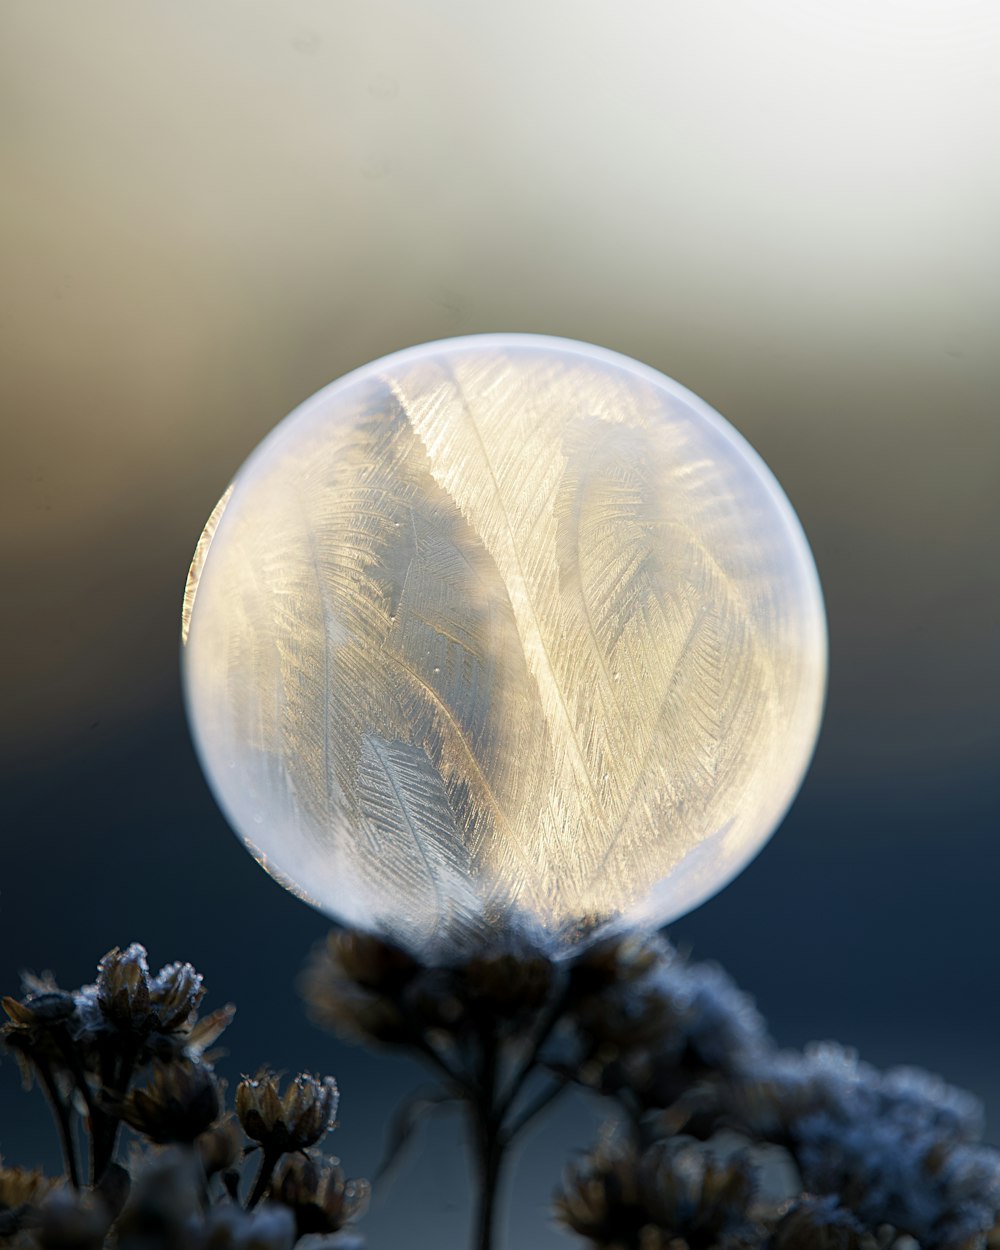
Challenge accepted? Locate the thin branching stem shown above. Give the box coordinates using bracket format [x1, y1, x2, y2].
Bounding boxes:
[502, 1074, 570, 1146]
[495, 985, 569, 1119]
[415, 1033, 477, 1100]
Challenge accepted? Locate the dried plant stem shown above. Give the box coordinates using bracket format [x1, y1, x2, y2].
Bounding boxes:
[90, 1038, 138, 1184]
[471, 1025, 502, 1250]
[247, 1146, 281, 1209]
[34, 1054, 80, 1190]
[468, 1021, 572, 1250]
[497, 990, 567, 1118]
[473, 1117, 504, 1250]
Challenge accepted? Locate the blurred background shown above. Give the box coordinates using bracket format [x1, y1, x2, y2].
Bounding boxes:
[2, 1, 999, 1245]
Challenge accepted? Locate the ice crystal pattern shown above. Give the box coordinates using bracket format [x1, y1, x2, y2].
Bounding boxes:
[182, 336, 826, 955]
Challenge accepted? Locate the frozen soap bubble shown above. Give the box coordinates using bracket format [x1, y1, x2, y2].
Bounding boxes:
[183, 335, 826, 957]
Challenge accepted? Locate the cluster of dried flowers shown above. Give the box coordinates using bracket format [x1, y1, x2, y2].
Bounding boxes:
[302, 928, 1000, 1250]
[0, 944, 368, 1249]
[4, 932, 999, 1250]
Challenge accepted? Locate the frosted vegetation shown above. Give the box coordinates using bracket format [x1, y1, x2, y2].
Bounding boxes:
[4, 933, 998, 1250]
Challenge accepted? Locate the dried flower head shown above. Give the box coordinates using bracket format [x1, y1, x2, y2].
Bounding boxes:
[567, 933, 669, 1001]
[566, 939, 770, 1135]
[724, 1042, 1000, 1248]
[2, 984, 78, 1090]
[301, 931, 421, 1047]
[555, 1138, 758, 1249]
[326, 930, 421, 993]
[457, 948, 555, 1027]
[92, 944, 217, 1046]
[236, 1070, 339, 1155]
[270, 1152, 371, 1237]
[120, 1059, 223, 1144]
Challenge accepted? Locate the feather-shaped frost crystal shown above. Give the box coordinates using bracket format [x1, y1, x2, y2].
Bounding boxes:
[182, 335, 826, 956]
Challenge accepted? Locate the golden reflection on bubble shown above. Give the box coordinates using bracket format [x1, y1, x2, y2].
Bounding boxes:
[183, 336, 826, 955]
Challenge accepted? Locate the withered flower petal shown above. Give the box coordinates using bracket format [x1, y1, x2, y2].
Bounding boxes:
[182, 1002, 236, 1058]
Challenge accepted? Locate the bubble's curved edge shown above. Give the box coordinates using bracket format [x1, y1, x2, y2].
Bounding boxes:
[180, 332, 830, 943]
[179, 485, 333, 922]
[181, 484, 235, 647]
[240, 833, 326, 914]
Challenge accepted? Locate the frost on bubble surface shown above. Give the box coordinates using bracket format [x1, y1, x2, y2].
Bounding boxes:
[182, 336, 826, 956]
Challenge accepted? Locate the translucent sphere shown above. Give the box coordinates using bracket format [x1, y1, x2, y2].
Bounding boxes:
[183, 335, 826, 956]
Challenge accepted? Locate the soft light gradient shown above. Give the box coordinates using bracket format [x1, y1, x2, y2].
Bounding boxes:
[2, 3, 998, 1247]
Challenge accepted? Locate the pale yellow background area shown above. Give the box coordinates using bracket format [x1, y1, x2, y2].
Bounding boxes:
[2, 1, 998, 778]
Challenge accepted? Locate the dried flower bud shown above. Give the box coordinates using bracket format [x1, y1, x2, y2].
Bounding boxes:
[771, 1196, 868, 1250]
[2, 988, 78, 1089]
[459, 951, 555, 1024]
[121, 1059, 222, 1144]
[147, 961, 205, 1034]
[236, 1070, 339, 1154]
[555, 1139, 758, 1250]
[403, 968, 465, 1034]
[96, 943, 152, 1027]
[87, 944, 224, 1066]
[197, 1116, 243, 1176]
[270, 1152, 371, 1237]
[330, 931, 421, 993]
[301, 932, 421, 1047]
[2, 992, 76, 1031]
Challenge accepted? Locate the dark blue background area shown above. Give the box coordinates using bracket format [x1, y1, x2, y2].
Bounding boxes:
[2, 671, 996, 1247]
